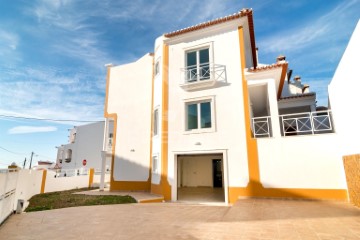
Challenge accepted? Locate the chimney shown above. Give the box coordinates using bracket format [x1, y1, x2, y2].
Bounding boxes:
[276, 55, 286, 62]
[294, 75, 301, 82]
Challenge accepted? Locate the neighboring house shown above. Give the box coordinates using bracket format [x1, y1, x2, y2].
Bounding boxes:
[328, 20, 360, 156]
[56, 121, 114, 171]
[104, 9, 348, 203]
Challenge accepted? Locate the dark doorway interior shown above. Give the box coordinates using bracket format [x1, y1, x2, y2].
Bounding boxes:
[212, 159, 223, 188]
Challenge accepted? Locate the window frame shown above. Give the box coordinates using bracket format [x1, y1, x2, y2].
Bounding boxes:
[183, 96, 216, 134]
[183, 42, 214, 83]
[154, 58, 160, 76]
[153, 108, 159, 137]
[152, 154, 159, 174]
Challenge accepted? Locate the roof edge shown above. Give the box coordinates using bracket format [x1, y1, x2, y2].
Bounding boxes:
[164, 8, 253, 37]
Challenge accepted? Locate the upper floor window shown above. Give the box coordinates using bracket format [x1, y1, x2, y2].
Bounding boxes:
[186, 48, 210, 82]
[155, 60, 160, 76]
[153, 109, 159, 136]
[152, 155, 159, 174]
[185, 97, 215, 132]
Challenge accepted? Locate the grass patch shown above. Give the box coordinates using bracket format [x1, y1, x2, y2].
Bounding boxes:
[25, 188, 136, 212]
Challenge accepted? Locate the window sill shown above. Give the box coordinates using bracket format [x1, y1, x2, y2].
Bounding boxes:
[179, 78, 216, 91]
[183, 128, 215, 135]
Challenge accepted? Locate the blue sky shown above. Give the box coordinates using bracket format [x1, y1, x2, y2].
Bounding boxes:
[0, 0, 359, 168]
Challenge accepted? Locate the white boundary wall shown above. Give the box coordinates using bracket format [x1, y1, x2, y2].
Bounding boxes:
[0, 171, 18, 224]
[257, 134, 347, 189]
[0, 168, 111, 225]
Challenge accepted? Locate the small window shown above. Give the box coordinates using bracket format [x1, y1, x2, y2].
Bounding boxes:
[153, 109, 159, 136]
[186, 100, 213, 131]
[152, 155, 158, 173]
[64, 149, 72, 163]
[155, 61, 160, 76]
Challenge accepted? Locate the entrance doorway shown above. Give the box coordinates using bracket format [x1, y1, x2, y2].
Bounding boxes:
[212, 159, 223, 188]
[177, 154, 225, 203]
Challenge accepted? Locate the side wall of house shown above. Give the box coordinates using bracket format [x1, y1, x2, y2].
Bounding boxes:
[329, 20, 360, 156]
[106, 54, 153, 189]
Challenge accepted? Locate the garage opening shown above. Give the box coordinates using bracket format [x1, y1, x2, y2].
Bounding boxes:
[177, 154, 225, 203]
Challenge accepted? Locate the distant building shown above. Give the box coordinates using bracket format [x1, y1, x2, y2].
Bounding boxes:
[56, 121, 114, 171]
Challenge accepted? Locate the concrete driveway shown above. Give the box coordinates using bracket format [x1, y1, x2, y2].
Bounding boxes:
[1, 199, 360, 240]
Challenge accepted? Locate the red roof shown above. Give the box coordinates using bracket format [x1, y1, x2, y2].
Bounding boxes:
[247, 62, 286, 72]
[164, 8, 257, 68]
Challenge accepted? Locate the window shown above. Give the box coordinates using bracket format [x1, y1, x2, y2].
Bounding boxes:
[155, 60, 160, 76]
[153, 109, 159, 136]
[186, 99, 214, 131]
[186, 48, 210, 82]
[152, 155, 158, 173]
[64, 149, 72, 163]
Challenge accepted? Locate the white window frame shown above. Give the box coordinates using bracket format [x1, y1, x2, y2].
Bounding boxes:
[153, 107, 159, 137]
[183, 95, 216, 134]
[154, 58, 160, 76]
[152, 154, 159, 174]
[183, 42, 214, 82]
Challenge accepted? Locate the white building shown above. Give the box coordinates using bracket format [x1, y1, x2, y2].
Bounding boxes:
[104, 9, 348, 203]
[328, 20, 360, 156]
[56, 121, 114, 171]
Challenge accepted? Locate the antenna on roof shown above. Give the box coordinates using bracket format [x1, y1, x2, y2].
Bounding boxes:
[287, 69, 293, 83]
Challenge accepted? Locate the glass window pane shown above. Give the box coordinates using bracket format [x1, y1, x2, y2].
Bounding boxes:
[200, 102, 211, 128]
[186, 51, 197, 67]
[199, 49, 210, 80]
[186, 51, 197, 82]
[187, 104, 198, 130]
[199, 49, 209, 64]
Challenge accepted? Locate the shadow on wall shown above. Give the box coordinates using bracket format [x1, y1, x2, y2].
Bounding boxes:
[109, 154, 172, 195]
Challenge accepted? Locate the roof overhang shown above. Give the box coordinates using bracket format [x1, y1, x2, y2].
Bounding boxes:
[163, 8, 257, 68]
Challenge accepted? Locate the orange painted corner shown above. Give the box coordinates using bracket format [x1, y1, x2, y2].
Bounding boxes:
[228, 187, 348, 204]
[40, 170, 47, 193]
[88, 168, 94, 188]
[110, 179, 150, 191]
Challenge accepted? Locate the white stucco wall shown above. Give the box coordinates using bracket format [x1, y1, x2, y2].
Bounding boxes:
[257, 134, 347, 189]
[160, 19, 253, 200]
[14, 170, 43, 210]
[44, 170, 89, 193]
[329, 20, 360, 156]
[107, 53, 153, 181]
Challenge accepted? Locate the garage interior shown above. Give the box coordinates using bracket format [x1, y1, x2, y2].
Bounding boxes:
[177, 154, 225, 203]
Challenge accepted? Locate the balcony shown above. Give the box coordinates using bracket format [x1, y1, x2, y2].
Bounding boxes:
[252, 116, 272, 138]
[251, 110, 334, 138]
[179, 63, 226, 91]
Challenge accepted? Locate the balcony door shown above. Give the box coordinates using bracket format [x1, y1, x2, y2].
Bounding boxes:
[186, 48, 210, 82]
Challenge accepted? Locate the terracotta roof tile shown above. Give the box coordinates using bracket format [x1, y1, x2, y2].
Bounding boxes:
[164, 8, 253, 38]
[247, 62, 287, 72]
[164, 8, 257, 68]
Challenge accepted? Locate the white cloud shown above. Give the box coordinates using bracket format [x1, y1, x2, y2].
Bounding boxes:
[8, 126, 57, 134]
[258, 0, 359, 54]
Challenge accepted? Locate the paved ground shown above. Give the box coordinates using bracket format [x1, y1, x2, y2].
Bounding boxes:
[1, 199, 360, 240]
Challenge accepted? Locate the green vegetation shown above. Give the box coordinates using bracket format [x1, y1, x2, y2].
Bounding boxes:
[25, 188, 136, 212]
